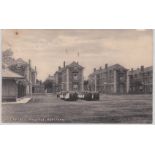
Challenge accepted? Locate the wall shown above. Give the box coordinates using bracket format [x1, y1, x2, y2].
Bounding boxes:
[2, 79, 17, 101]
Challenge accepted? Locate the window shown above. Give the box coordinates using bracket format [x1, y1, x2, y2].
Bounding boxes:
[73, 84, 78, 90]
[73, 73, 78, 80]
[74, 66, 78, 70]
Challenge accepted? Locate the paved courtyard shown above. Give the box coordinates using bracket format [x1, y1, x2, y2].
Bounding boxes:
[2, 94, 152, 123]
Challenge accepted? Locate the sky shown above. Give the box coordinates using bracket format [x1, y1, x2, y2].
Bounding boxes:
[2, 29, 153, 81]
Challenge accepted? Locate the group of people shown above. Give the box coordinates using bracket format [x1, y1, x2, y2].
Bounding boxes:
[56, 91, 100, 101]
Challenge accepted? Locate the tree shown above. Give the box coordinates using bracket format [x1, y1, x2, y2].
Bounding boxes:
[43, 79, 55, 93]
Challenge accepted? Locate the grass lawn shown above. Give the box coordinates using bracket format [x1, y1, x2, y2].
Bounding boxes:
[2, 94, 152, 124]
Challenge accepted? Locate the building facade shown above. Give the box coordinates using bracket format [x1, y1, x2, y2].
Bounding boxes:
[88, 64, 128, 94]
[54, 68, 62, 92]
[33, 80, 45, 94]
[127, 66, 153, 94]
[54, 61, 84, 92]
[88, 64, 153, 94]
[2, 49, 37, 96]
[8, 58, 37, 96]
[2, 67, 25, 102]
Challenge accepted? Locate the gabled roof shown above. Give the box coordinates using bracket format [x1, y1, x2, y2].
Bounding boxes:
[107, 64, 127, 70]
[2, 68, 24, 79]
[14, 58, 28, 65]
[93, 64, 128, 74]
[66, 61, 84, 69]
[128, 66, 153, 75]
[144, 66, 153, 72]
[54, 61, 84, 74]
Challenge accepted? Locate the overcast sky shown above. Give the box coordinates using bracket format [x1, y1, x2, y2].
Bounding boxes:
[2, 29, 153, 81]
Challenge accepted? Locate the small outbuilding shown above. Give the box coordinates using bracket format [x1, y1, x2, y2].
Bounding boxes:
[2, 68, 25, 102]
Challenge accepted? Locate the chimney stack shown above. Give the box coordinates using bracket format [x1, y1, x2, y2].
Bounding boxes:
[29, 59, 31, 67]
[63, 61, 66, 68]
[94, 68, 96, 72]
[100, 66, 102, 70]
[140, 65, 144, 71]
[105, 64, 108, 69]
[58, 66, 61, 70]
[35, 66, 37, 72]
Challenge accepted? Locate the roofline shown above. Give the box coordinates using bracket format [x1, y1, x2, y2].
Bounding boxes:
[2, 76, 24, 79]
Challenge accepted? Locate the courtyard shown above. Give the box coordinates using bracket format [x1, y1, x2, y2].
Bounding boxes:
[2, 94, 152, 123]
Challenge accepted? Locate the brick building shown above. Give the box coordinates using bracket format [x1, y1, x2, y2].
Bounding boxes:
[127, 66, 153, 94]
[54, 67, 62, 92]
[2, 49, 37, 96]
[8, 58, 37, 95]
[88, 64, 128, 94]
[33, 80, 45, 94]
[54, 61, 84, 92]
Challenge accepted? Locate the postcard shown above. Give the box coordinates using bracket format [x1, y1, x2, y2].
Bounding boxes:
[1, 29, 153, 123]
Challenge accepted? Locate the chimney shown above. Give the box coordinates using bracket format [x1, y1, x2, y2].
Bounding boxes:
[35, 66, 37, 72]
[100, 66, 102, 70]
[131, 68, 133, 72]
[58, 66, 61, 70]
[29, 59, 31, 67]
[140, 65, 144, 71]
[63, 61, 66, 68]
[94, 68, 96, 72]
[105, 64, 108, 69]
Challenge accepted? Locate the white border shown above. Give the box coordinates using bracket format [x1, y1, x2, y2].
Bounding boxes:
[0, 29, 153, 124]
[0, 1, 155, 155]
[0, 29, 1, 123]
[153, 30, 155, 124]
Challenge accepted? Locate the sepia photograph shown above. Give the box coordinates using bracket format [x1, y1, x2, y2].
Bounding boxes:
[1, 29, 153, 123]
